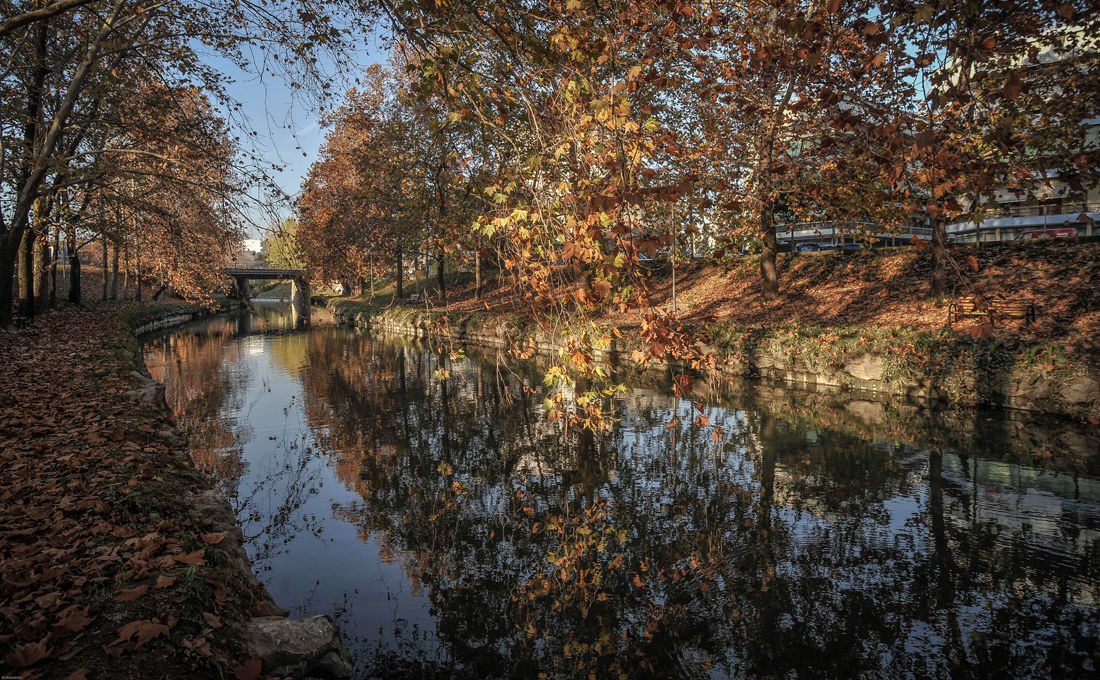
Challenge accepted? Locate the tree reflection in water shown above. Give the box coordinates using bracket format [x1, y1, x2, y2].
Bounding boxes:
[146, 305, 1100, 679]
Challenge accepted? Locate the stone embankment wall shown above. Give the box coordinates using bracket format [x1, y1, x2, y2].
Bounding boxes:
[125, 301, 241, 335]
[329, 301, 1100, 422]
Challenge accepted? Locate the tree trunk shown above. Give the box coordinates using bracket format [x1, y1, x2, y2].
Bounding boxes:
[18, 229, 35, 319]
[122, 247, 129, 300]
[66, 226, 80, 305]
[0, 242, 15, 327]
[437, 249, 445, 303]
[931, 215, 947, 297]
[101, 234, 108, 301]
[134, 243, 142, 302]
[49, 227, 59, 308]
[34, 230, 49, 312]
[30, 195, 52, 313]
[474, 248, 482, 300]
[110, 242, 119, 300]
[395, 246, 404, 299]
[759, 203, 779, 301]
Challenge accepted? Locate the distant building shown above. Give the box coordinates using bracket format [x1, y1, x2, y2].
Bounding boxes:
[947, 24, 1100, 243]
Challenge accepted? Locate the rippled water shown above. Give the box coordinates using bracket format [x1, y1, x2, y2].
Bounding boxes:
[144, 303, 1100, 679]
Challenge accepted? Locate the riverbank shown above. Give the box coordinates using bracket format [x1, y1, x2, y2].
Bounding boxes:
[327, 240, 1100, 422]
[0, 304, 349, 679]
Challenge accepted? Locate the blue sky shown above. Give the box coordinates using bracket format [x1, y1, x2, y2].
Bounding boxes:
[212, 30, 388, 237]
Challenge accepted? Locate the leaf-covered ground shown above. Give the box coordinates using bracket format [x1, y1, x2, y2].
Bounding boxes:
[439, 238, 1100, 348]
[0, 307, 269, 679]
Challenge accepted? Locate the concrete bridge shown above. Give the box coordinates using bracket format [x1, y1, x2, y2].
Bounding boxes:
[225, 268, 310, 324]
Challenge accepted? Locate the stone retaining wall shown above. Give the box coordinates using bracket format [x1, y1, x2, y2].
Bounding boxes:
[128, 302, 242, 336]
[329, 302, 1099, 422]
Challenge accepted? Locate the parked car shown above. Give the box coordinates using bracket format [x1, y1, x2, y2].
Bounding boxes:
[1018, 227, 1076, 239]
[796, 242, 822, 252]
[818, 242, 862, 252]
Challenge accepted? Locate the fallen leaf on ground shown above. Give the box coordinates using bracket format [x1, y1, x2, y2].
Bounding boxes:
[56, 606, 95, 633]
[201, 532, 226, 545]
[175, 549, 205, 565]
[234, 656, 263, 680]
[4, 639, 51, 667]
[107, 619, 170, 654]
[115, 585, 148, 602]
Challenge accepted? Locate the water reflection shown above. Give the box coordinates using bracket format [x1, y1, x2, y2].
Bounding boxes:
[145, 305, 1100, 679]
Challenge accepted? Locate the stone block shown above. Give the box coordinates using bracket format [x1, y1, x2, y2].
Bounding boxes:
[844, 354, 884, 382]
[243, 615, 353, 679]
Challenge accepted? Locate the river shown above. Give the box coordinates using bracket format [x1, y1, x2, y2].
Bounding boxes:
[143, 302, 1099, 679]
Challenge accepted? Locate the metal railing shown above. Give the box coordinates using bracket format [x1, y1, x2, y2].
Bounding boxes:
[977, 201, 1100, 220]
[774, 220, 932, 240]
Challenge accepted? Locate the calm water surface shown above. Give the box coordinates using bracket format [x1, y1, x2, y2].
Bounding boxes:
[144, 303, 1100, 679]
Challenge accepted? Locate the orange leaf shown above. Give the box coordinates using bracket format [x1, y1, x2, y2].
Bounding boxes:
[969, 322, 993, 340]
[155, 574, 176, 589]
[56, 606, 95, 633]
[201, 532, 226, 545]
[175, 549, 205, 565]
[111, 620, 170, 650]
[234, 656, 263, 680]
[116, 586, 148, 602]
[4, 639, 51, 667]
[203, 612, 223, 628]
[1002, 74, 1023, 100]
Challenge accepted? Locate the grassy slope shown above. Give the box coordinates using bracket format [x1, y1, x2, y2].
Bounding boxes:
[345, 239, 1099, 347]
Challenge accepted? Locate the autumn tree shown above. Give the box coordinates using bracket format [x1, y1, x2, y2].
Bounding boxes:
[655, 1, 911, 300]
[297, 72, 400, 292]
[85, 83, 244, 300]
[1, 0, 374, 325]
[297, 56, 479, 300]
[888, 0, 1100, 295]
[262, 219, 304, 271]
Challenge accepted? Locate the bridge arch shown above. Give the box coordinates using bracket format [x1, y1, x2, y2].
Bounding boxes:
[224, 268, 311, 324]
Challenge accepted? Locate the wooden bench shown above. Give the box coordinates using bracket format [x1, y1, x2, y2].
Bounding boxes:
[948, 296, 1036, 326]
[406, 293, 420, 303]
[11, 313, 28, 329]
